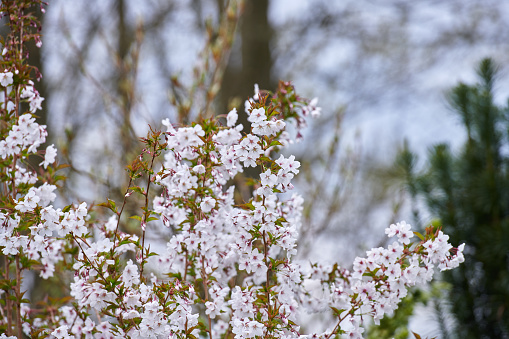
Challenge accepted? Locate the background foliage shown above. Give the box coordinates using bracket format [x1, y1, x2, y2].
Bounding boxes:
[398, 58, 509, 338]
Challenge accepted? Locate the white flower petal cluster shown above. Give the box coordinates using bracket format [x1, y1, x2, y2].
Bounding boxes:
[14, 164, 37, 186]
[121, 259, 140, 287]
[20, 80, 44, 112]
[0, 70, 13, 87]
[200, 196, 216, 213]
[0, 113, 47, 159]
[227, 107, 239, 127]
[303, 222, 465, 334]
[40, 144, 57, 168]
[302, 97, 321, 117]
[257, 154, 301, 197]
[249, 107, 286, 137]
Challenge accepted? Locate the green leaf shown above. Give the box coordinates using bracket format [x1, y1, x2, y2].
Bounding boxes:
[237, 202, 255, 210]
[331, 307, 345, 317]
[107, 199, 116, 211]
[413, 231, 424, 241]
[98, 199, 117, 214]
[270, 140, 282, 147]
[129, 186, 145, 195]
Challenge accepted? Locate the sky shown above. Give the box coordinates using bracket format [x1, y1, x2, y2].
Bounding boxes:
[269, 0, 509, 158]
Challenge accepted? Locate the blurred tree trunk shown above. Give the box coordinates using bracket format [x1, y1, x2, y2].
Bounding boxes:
[219, 0, 273, 120]
[114, 0, 138, 169]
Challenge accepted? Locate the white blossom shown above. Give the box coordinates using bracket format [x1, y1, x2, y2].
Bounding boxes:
[0, 70, 13, 87]
[40, 144, 57, 168]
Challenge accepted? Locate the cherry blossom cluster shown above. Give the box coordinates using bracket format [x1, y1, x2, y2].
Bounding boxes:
[0, 113, 47, 159]
[0, 80, 466, 338]
[0, 1, 466, 337]
[0, 84, 90, 335]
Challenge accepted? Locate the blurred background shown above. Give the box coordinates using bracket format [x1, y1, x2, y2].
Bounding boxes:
[10, 0, 509, 337]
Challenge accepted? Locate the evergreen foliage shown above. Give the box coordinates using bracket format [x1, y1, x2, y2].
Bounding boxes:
[399, 58, 509, 338]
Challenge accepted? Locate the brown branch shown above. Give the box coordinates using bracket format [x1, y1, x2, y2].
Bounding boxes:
[4, 257, 12, 336]
[15, 255, 22, 339]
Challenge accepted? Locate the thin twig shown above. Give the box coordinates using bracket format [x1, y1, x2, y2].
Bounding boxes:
[15, 256, 22, 339]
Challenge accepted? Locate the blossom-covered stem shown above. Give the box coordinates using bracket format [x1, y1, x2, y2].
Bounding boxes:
[263, 229, 271, 334]
[68, 312, 80, 335]
[71, 234, 138, 330]
[15, 255, 22, 338]
[14, 83, 20, 119]
[184, 249, 189, 281]
[259, 189, 275, 335]
[2, 87, 6, 110]
[0, 93, 6, 190]
[201, 255, 213, 339]
[325, 319, 342, 339]
[10, 154, 18, 199]
[139, 142, 158, 280]
[49, 306, 57, 324]
[113, 176, 134, 241]
[4, 257, 12, 335]
[72, 236, 98, 271]
[9, 90, 20, 198]
[15, 3, 25, 63]
[325, 307, 356, 339]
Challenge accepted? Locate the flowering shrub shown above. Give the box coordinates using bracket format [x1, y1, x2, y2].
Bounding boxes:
[0, 1, 464, 338]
